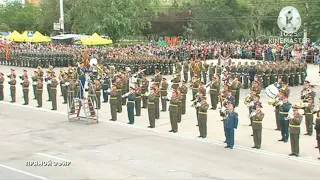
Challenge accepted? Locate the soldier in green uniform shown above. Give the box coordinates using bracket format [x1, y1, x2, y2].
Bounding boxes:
[148, 87, 156, 128]
[61, 73, 69, 104]
[115, 76, 123, 113]
[68, 79, 76, 113]
[169, 89, 179, 133]
[242, 62, 249, 89]
[171, 73, 180, 90]
[177, 88, 183, 123]
[191, 74, 200, 100]
[121, 73, 128, 106]
[183, 60, 189, 82]
[252, 102, 264, 149]
[304, 97, 315, 136]
[21, 75, 30, 105]
[50, 75, 59, 110]
[180, 80, 188, 115]
[209, 76, 220, 110]
[141, 75, 149, 108]
[109, 84, 118, 121]
[134, 83, 142, 116]
[294, 63, 300, 86]
[288, 106, 303, 157]
[8, 71, 16, 103]
[95, 79, 102, 109]
[208, 63, 215, 81]
[45, 71, 52, 101]
[36, 78, 43, 108]
[0, 73, 4, 100]
[154, 85, 161, 119]
[198, 96, 209, 138]
[202, 59, 209, 84]
[160, 78, 168, 111]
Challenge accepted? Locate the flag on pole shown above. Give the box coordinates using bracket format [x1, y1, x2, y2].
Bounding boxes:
[165, 37, 171, 47]
[83, 50, 89, 69]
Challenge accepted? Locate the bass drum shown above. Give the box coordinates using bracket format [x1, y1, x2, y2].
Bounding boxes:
[265, 84, 279, 98]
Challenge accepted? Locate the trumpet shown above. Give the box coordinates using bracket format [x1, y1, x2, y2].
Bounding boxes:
[191, 93, 200, 107]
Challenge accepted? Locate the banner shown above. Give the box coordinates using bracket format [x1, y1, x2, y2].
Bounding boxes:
[5, 44, 10, 62]
[83, 50, 89, 69]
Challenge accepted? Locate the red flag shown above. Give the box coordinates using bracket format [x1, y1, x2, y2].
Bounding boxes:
[83, 50, 89, 69]
[165, 37, 170, 47]
[175, 36, 179, 46]
[171, 37, 175, 47]
[5, 44, 10, 62]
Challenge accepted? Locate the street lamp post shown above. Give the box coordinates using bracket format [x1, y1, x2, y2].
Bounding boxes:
[59, 0, 65, 34]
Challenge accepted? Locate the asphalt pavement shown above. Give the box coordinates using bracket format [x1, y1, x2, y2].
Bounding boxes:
[0, 105, 320, 179]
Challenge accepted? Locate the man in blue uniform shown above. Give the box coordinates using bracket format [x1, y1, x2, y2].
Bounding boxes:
[126, 87, 135, 124]
[278, 96, 291, 143]
[77, 63, 86, 99]
[224, 103, 238, 149]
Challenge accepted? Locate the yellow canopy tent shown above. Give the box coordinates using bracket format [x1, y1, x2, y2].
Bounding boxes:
[17, 31, 32, 42]
[5, 31, 24, 42]
[30, 31, 51, 43]
[81, 33, 113, 45]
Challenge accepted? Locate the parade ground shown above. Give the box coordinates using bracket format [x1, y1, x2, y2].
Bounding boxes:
[1, 59, 320, 179]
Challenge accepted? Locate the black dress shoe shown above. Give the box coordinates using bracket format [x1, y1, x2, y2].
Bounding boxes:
[169, 130, 174, 132]
[23, 103, 28, 105]
[51, 109, 57, 111]
[249, 124, 252, 126]
[224, 146, 230, 148]
[198, 136, 202, 138]
[289, 153, 295, 156]
[109, 119, 114, 121]
[275, 128, 280, 131]
[278, 139, 284, 142]
[318, 157, 320, 160]
[252, 146, 257, 148]
[127, 122, 134, 124]
[196, 125, 199, 126]
[251, 134, 253, 136]
[223, 140, 227, 143]
[315, 146, 319, 148]
[62, 102, 67, 104]
[173, 131, 177, 133]
[304, 133, 309, 135]
[210, 108, 214, 110]
[202, 136, 206, 138]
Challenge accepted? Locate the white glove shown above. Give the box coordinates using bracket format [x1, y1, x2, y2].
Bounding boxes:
[33, 82, 37, 85]
[107, 89, 111, 93]
[197, 103, 201, 107]
[47, 80, 52, 84]
[65, 82, 70, 86]
[104, 90, 108, 93]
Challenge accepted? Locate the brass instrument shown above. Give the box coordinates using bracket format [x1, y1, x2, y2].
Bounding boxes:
[244, 94, 251, 105]
[280, 84, 288, 92]
[191, 93, 200, 107]
[48, 65, 54, 71]
[96, 64, 104, 76]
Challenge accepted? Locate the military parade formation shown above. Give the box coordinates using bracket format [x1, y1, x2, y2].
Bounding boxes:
[0, 49, 320, 160]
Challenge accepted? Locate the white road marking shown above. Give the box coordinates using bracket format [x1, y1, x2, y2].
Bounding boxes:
[0, 163, 48, 180]
[35, 153, 71, 162]
[1, 101, 320, 166]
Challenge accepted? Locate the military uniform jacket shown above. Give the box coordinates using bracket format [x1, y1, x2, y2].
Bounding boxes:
[202, 63, 209, 73]
[279, 102, 291, 119]
[252, 85, 261, 94]
[9, 79, 16, 89]
[198, 101, 209, 114]
[192, 78, 200, 93]
[252, 111, 264, 129]
[110, 90, 118, 105]
[148, 93, 156, 109]
[127, 93, 135, 108]
[169, 97, 179, 112]
[68, 81, 75, 93]
[289, 114, 303, 134]
[304, 103, 314, 115]
[154, 75, 162, 85]
[22, 79, 30, 92]
[32, 76, 38, 86]
[95, 83, 102, 96]
[183, 62, 189, 72]
[181, 85, 188, 99]
[115, 80, 122, 95]
[135, 88, 142, 99]
[50, 79, 59, 90]
[225, 111, 239, 129]
[141, 80, 149, 94]
[36, 82, 43, 94]
[160, 82, 168, 96]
